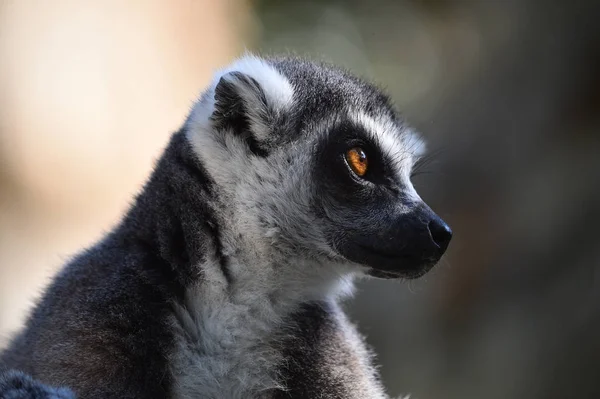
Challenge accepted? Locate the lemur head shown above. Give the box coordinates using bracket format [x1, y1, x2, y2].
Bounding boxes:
[186, 55, 451, 280]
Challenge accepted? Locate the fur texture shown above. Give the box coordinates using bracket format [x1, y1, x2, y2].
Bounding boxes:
[0, 370, 74, 399]
[0, 55, 450, 398]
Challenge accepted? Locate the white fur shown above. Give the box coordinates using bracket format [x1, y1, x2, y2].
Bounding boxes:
[348, 110, 421, 175]
[186, 54, 294, 145]
[168, 143, 363, 398]
[169, 255, 359, 398]
[348, 110, 424, 204]
[184, 55, 296, 202]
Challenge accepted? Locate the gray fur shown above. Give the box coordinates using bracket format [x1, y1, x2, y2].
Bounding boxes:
[0, 55, 449, 398]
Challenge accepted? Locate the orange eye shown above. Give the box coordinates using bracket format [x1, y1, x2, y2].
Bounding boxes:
[346, 147, 368, 177]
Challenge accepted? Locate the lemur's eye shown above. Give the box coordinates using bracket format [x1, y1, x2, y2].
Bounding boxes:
[345, 147, 368, 177]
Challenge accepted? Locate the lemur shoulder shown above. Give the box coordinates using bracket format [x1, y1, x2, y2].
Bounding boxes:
[0, 55, 452, 399]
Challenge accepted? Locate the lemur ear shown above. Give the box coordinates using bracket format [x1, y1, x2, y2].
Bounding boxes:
[186, 56, 294, 157]
[212, 72, 270, 156]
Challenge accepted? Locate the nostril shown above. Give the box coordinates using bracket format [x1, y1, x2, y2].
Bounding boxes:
[427, 218, 452, 251]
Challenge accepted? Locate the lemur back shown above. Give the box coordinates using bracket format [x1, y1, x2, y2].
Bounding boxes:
[0, 55, 451, 398]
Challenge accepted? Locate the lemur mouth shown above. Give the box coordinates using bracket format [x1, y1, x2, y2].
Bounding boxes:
[356, 244, 439, 280]
[367, 268, 430, 280]
[367, 269, 404, 279]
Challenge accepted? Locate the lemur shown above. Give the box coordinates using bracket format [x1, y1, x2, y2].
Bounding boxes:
[0, 55, 452, 399]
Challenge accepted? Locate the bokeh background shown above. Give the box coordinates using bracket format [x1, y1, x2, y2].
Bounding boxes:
[1, 1, 599, 398]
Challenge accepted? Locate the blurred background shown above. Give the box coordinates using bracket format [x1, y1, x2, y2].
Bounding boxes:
[1, 1, 599, 398]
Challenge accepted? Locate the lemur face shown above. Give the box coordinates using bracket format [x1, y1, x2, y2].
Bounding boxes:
[187, 56, 451, 279]
[310, 117, 451, 279]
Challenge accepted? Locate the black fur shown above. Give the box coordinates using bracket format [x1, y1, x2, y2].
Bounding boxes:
[270, 57, 399, 143]
[213, 72, 270, 157]
[0, 132, 214, 398]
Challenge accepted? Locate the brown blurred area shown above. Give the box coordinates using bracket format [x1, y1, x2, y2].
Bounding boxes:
[1, 1, 599, 398]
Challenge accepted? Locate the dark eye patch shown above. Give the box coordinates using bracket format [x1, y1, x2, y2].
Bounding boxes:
[311, 118, 404, 223]
[319, 119, 397, 187]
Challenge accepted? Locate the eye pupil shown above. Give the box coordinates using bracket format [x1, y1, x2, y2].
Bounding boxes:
[346, 147, 369, 177]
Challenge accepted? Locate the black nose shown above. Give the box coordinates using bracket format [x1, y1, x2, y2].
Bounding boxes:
[428, 217, 452, 252]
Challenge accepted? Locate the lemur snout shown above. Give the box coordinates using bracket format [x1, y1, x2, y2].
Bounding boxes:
[427, 215, 452, 252]
[334, 201, 451, 279]
[398, 204, 451, 266]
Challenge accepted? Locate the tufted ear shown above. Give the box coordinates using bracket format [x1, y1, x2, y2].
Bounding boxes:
[211, 71, 271, 156]
[186, 56, 294, 157]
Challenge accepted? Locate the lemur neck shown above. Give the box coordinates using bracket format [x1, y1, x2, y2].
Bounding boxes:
[212, 201, 358, 309]
[174, 251, 356, 357]
[117, 130, 355, 309]
[204, 248, 356, 310]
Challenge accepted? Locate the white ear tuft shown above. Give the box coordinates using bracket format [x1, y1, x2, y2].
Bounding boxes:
[186, 55, 294, 144]
[220, 55, 294, 115]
